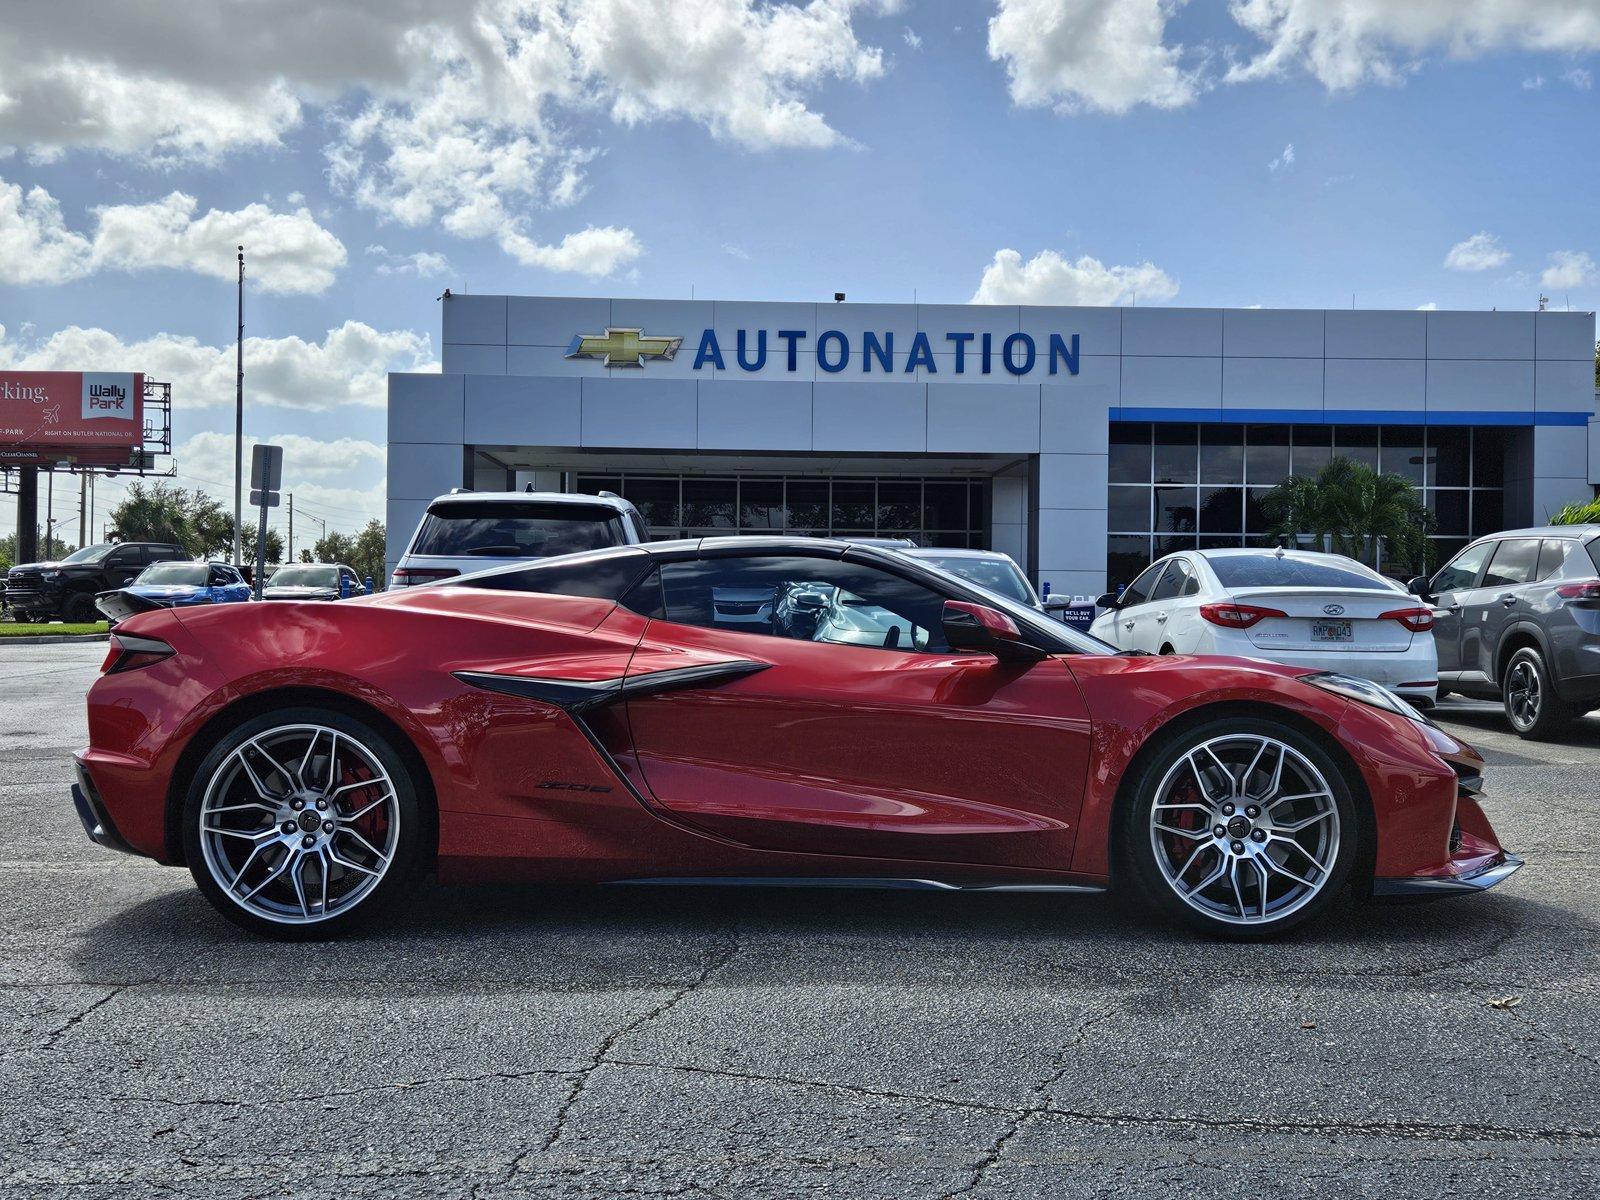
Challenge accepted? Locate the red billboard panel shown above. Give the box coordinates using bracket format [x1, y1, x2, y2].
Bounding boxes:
[0, 371, 144, 466]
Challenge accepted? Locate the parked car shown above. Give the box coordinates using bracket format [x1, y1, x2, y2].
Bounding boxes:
[1091, 548, 1438, 708]
[6, 541, 188, 623]
[896, 548, 1044, 610]
[75, 537, 1519, 940]
[95, 561, 252, 627]
[262, 563, 367, 601]
[390, 490, 649, 588]
[1410, 525, 1600, 738]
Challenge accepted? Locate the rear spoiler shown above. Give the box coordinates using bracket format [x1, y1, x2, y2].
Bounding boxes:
[95, 588, 164, 624]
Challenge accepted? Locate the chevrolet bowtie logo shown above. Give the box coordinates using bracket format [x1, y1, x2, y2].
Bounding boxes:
[565, 327, 683, 368]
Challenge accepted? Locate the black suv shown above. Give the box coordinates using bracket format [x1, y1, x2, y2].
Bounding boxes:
[6, 542, 188, 624]
[1412, 525, 1600, 738]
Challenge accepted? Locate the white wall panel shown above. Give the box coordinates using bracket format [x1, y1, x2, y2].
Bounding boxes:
[1324, 310, 1426, 359]
[388, 373, 463, 444]
[1122, 308, 1222, 357]
[812, 382, 927, 451]
[580, 379, 697, 448]
[441, 294, 507, 345]
[1426, 310, 1535, 360]
[1223, 309, 1324, 358]
[698, 381, 813, 450]
[1121, 356, 1222, 411]
[1324, 358, 1426, 412]
[926, 384, 1039, 453]
[1222, 357, 1323, 412]
[465, 376, 581, 446]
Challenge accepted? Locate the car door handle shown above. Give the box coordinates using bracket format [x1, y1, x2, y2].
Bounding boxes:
[1155, 614, 1168, 623]
[1498, 594, 1516, 606]
[1447, 604, 1462, 613]
[1123, 620, 1135, 629]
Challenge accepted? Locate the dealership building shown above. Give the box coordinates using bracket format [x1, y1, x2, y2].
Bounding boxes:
[387, 295, 1597, 597]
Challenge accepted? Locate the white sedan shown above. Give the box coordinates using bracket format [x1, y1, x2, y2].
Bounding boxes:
[1090, 548, 1439, 707]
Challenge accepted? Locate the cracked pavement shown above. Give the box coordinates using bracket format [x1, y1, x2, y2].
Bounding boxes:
[2, 643, 1598, 1197]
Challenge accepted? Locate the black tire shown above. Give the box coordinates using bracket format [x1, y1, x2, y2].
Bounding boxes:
[181, 706, 426, 939]
[1116, 715, 1361, 940]
[1502, 646, 1576, 740]
[62, 592, 97, 623]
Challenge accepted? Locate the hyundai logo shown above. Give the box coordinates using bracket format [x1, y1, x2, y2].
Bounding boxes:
[1323, 604, 1345, 616]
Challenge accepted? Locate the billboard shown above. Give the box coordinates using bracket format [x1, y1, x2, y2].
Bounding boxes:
[0, 371, 145, 466]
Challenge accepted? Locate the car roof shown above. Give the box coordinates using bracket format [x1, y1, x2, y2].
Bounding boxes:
[1468, 525, 1597, 540]
[425, 490, 634, 511]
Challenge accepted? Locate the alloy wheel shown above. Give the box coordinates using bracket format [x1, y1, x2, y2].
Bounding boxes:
[1148, 734, 1341, 927]
[1506, 660, 1541, 729]
[197, 724, 399, 925]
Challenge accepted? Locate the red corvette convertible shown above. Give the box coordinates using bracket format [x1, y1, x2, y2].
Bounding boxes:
[74, 537, 1520, 939]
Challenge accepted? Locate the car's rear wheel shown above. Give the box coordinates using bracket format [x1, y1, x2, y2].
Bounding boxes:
[1118, 717, 1359, 938]
[181, 707, 424, 939]
[1502, 646, 1576, 740]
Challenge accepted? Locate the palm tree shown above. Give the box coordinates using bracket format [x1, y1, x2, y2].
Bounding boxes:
[1261, 456, 1435, 573]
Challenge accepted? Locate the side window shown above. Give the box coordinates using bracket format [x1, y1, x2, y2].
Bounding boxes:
[1120, 561, 1168, 608]
[657, 555, 951, 653]
[1149, 559, 1191, 603]
[458, 552, 653, 600]
[1481, 538, 1542, 588]
[1432, 542, 1493, 593]
[1536, 539, 1570, 582]
[1587, 540, 1600, 577]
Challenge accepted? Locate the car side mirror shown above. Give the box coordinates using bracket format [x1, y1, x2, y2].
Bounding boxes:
[942, 600, 1048, 663]
[1042, 596, 1072, 611]
[1094, 591, 1121, 610]
[1407, 575, 1433, 599]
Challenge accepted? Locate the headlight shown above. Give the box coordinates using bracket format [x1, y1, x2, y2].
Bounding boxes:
[41, 570, 63, 580]
[1301, 671, 1434, 726]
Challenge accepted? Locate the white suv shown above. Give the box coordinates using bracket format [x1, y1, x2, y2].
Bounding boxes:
[390, 491, 650, 588]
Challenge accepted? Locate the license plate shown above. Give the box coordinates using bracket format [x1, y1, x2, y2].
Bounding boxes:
[1311, 619, 1352, 642]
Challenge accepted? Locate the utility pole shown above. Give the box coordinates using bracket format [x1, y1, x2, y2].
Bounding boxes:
[77, 472, 87, 547]
[17, 467, 37, 564]
[233, 245, 245, 565]
[287, 492, 293, 562]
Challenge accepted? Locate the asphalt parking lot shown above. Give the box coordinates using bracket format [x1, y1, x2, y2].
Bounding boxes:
[2, 642, 1597, 1198]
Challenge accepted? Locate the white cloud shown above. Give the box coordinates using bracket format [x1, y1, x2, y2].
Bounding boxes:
[0, 321, 434, 412]
[0, 2, 893, 275]
[498, 226, 643, 276]
[1563, 66, 1594, 89]
[1523, 74, 1546, 89]
[178, 431, 385, 481]
[1416, 301, 1438, 311]
[1227, 0, 1600, 91]
[988, 0, 1200, 114]
[1268, 142, 1295, 172]
[366, 244, 451, 277]
[0, 176, 346, 292]
[1444, 231, 1510, 272]
[1542, 250, 1598, 291]
[971, 248, 1180, 305]
[904, 27, 922, 49]
[0, 179, 90, 285]
[723, 242, 751, 260]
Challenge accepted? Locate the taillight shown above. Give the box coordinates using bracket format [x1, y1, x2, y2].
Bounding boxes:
[1556, 579, 1600, 600]
[390, 567, 459, 589]
[1199, 603, 1286, 629]
[101, 633, 175, 674]
[1380, 606, 1435, 632]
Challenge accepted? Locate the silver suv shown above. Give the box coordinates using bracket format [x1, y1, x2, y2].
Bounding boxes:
[1411, 524, 1600, 738]
[391, 491, 650, 588]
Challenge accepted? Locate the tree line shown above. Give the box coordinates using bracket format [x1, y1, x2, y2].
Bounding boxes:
[1, 480, 387, 586]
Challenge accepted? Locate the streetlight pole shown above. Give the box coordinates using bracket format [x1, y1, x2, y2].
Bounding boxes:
[233, 245, 245, 565]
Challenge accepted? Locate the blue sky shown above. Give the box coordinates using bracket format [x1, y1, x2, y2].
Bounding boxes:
[1, 1, 1597, 544]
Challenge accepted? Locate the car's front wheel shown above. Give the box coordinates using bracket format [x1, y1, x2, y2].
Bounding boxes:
[1502, 646, 1576, 740]
[181, 707, 425, 939]
[1118, 717, 1359, 938]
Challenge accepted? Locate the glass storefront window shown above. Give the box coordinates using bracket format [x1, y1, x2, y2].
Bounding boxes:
[1106, 423, 1510, 583]
[575, 473, 989, 547]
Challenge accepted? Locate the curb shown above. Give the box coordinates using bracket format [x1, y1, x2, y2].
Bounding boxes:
[0, 634, 110, 645]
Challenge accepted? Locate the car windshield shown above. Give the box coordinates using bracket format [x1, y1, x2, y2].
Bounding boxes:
[412, 501, 630, 558]
[911, 555, 1035, 604]
[61, 544, 114, 564]
[269, 566, 339, 588]
[1208, 553, 1394, 591]
[136, 563, 207, 586]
